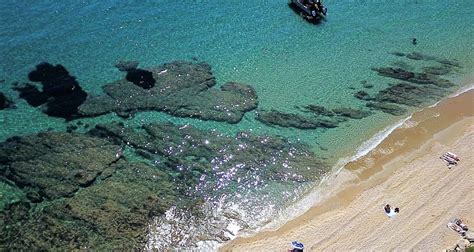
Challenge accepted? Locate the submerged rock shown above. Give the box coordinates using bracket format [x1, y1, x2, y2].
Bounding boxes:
[435, 58, 461, 68]
[406, 52, 437, 61]
[390, 52, 406, 57]
[366, 102, 407, 116]
[404, 52, 462, 68]
[79, 61, 258, 123]
[256, 110, 338, 129]
[0, 132, 122, 200]
[374, 82, 445, 107]
[114, 60, 139, 72]
[13, 63, 88, 119]
[0, 132, 177, 250]
[89, 122, 327, 186]
[1, 162, 177, 250]
[126, 68, 156, 89]
[0, 92, 14, 110]
[422, 65, 454, 75]
[332, 107, 372, 119]
[372, 67, 454, 88]
[0, 121, 329, 250]
[302, 105, 335, 116]
[354, 90, 372, 100]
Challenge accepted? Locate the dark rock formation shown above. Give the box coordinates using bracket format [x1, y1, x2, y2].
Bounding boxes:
[114, 60, 139, 72]
[126, 68, 156, 89]
[406, 52, 436, 61]
[422, 65, 453, 75]
[1, 161, 177, 250]
[1, 122, 328, 250]
[13, 63, 88, 119]
[404, 52, 461, 68]
[436, 58, 461, 68]
[374, 82, 445, 107]
[390, 52, 406, 57]
[354, 90, 372, 100]
[0, 132, 122, 200]
[302, 105, 335, 116]
[360, 80, 374, 89]
[356, 78, 449, 116]
[366, 102, 407, 116]
[79, 61, 258, 123]
[89, 122, 327, 186]
[256, 110, 338, 129]
[332, 107, 371, 119]
[0, 132, 176, 250]
[0, 92, 14, 110]
[372, 67, 454, 88]
[390, 61, 415, 71]
[115, 60, 155, 89]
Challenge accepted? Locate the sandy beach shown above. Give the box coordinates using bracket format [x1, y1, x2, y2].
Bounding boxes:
[222, 88, 474, 251]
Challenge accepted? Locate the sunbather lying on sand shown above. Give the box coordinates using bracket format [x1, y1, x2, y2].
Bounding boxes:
[454, 218, 469, 231]
[384, 204, 399, 218]
[448, 222, 466, 236]
[446, 151, 460, 161]
[440, 154, 457, 167]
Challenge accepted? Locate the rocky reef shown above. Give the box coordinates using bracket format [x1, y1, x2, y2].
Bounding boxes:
[256, 110, 338, 129]
[352, 52, 461, 116]
[366, 102, 407, 116]
[0, 132, 172, 250]
[13, 63, 88, 119]
[256, 105, 372, 130]
[0, 121, 327, 250]
[372, 67, 454, 88]
[79, 61, 258, 123]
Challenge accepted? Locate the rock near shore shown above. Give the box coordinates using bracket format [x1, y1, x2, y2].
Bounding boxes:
[79, 61, 258, 123]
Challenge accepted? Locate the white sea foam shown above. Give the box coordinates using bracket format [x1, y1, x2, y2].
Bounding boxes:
[350, 117, 410, 162]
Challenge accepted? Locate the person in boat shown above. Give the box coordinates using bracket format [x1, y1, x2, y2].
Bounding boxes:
[315, 0, 326, 15]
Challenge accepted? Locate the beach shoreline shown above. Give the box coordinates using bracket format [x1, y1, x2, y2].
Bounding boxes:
[221, 84, 474, 251]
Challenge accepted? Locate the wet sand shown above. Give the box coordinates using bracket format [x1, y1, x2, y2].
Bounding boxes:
[222, 88, 474, 251]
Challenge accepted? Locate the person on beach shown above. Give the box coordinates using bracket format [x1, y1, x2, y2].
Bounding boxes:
[289, 241, 304, 252]
[384, 204, 391, 215]
[384, 204, 399, 218]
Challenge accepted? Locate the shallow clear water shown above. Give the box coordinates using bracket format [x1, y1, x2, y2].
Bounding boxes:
[1, 0, 473, 249]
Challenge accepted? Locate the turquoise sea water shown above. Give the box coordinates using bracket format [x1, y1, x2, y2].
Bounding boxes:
[1, 0, 473, 249]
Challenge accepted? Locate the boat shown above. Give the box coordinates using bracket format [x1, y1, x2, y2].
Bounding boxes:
[289, 0, 327, 22]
